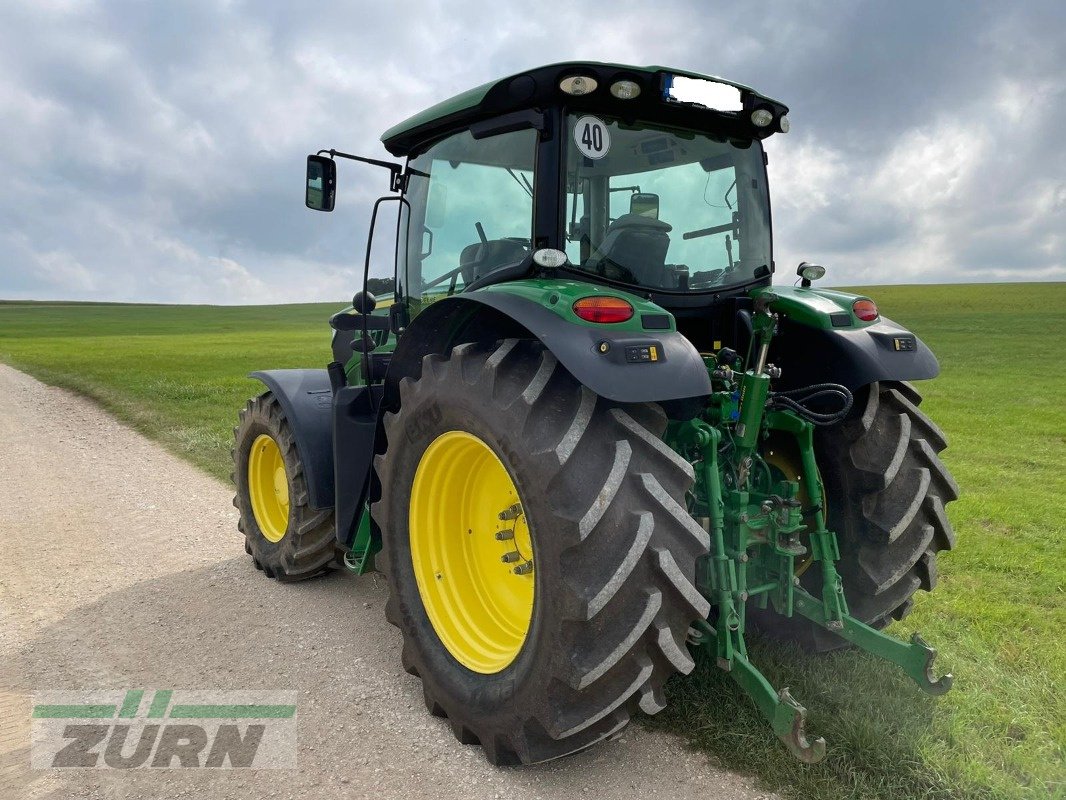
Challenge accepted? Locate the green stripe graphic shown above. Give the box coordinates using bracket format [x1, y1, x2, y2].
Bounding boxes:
[168, 704, 296, 719]
[32, 705, 115, 718]
[32, 692, 295, 720]
[147, 690, 172, 718]
[118, 690, 143, 718]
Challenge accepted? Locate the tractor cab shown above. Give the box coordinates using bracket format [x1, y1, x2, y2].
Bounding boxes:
[308, 62, 790, 352]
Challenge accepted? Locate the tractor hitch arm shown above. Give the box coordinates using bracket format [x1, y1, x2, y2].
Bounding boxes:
[669, 332, 953, 764]
[792, 590, 954, 695]
[689, 618, 826, 763]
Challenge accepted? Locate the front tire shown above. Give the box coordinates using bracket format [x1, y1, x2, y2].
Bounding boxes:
[233, 392, 337, 581]
[373, 339, 710, 764]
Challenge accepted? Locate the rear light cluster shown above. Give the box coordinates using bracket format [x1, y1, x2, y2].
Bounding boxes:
[573, 296, 633, 324]
[853, 299, 879, 322]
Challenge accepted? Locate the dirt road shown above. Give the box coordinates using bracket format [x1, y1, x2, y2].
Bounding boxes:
[0, 364, 776, 799]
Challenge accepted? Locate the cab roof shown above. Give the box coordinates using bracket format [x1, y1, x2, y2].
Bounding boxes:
[380, 61, 788, 157]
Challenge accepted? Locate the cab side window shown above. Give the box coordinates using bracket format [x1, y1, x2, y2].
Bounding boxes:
[404, 128, 536, 300]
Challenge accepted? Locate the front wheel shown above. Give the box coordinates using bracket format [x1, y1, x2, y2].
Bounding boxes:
[373, 339, 710, 764]
[232, 392, 337, 580]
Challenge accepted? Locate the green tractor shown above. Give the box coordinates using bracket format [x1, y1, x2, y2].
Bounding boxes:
[233, 62, 957, 765]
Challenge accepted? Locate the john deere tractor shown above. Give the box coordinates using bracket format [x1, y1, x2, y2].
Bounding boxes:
[233, 62, 957, 765]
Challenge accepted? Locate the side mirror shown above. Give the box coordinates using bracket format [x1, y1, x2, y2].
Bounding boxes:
[630, 192, 659, 220]
[352, 291, 377, 314]
[306, 155, 336, 212]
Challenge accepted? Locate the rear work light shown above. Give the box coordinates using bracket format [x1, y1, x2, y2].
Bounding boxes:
[853, 299, 879, 322]
[610, 80, 641, 100]
[560, 75, 597, 95]
[751, 108, 774, 127]
[573, 296, 634, 324]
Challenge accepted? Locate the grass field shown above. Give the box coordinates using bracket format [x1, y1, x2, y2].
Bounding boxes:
[1, 284, 1063, 799]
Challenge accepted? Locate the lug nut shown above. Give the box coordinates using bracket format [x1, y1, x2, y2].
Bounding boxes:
[501, 552, 521, 563]
[498, 503, 523, 521]
[495, 530, 514, 541]
[513, 562, 533, 575]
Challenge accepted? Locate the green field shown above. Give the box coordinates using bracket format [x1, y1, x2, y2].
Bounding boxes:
[1, 284, 1063, 799]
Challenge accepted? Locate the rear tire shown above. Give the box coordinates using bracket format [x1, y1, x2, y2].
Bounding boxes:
[373, 339, 710, 764]
[757, 380, 958, 650]
[233, 392, 338, 581]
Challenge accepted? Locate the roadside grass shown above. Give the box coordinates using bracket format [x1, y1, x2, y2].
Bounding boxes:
[0, 301, 338, 480]
[1, 284, 1063, 799]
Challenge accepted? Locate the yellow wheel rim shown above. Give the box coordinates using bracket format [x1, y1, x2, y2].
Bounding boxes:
[248, 434, 289, 543]
[409, 430, 535, 674]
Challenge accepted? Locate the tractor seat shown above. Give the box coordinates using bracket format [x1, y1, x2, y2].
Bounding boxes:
[459, 239, 529, 286]
[588, 213, 672, 286]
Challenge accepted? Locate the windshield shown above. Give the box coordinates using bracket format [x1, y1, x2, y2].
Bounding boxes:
[564, 115, 771, 293]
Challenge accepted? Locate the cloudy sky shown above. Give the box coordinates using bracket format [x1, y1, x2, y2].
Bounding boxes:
[1, 0, 1063, 304]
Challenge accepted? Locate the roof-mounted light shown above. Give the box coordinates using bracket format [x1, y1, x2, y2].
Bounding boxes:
[751, 108, 774, 128]
[779, 114, 791, 133]
[560, 76, 597, 96]
[797, 262, 825, 287]
[610, 80, 641, 100]
[532, 248, 568, 268]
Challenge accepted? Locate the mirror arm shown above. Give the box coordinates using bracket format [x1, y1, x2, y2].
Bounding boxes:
[318, 149, 404, 192]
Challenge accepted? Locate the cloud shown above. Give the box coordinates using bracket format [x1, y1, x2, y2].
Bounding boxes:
[768, 56, 1066, 285]
[0, 0, 1063, 303]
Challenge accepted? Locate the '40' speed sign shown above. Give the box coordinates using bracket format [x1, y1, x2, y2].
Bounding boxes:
[573, 116, 610, 160]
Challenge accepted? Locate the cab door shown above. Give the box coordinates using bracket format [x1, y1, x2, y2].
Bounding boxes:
[400, 126, 538, 319]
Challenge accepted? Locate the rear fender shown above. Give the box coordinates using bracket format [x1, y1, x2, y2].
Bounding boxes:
[768, 316, 939, 391]
[750, 286, 940, 391]
[385, 288, 712, 412]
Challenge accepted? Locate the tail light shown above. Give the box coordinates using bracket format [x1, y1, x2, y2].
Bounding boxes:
[853, 299, 879, 322]
[573, 296, 634, 324]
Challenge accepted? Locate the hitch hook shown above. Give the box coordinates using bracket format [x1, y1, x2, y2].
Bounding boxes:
[776, 688, 827, 764]
[910, 632, 954, 696]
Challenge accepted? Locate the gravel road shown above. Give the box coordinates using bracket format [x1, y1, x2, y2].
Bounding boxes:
[0, 364, 776, 800]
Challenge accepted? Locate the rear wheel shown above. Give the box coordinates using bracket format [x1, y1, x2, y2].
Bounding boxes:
[233, 392, 338, 581]
[373, 339, 710, 764]
[756, 380, 958, 650]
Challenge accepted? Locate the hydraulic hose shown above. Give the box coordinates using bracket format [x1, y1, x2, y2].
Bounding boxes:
[768, 383, 853, 426]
